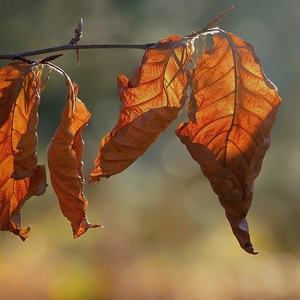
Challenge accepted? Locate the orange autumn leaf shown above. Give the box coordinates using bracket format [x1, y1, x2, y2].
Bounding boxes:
[90, 35, 192, 183]
[47, 82, 102, 238]
[175, 32, 281, 254]
[0, 63, 28, 127]
[0, 165, 47, 240]
[0, 63, 41, 179]
[0, 62, 47, 240]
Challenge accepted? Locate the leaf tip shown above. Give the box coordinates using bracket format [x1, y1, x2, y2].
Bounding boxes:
[73, 219, 103, 239]
[89, 165, 111, 184]
[12, 226, 31, 241]
[242, 242, 258, 255]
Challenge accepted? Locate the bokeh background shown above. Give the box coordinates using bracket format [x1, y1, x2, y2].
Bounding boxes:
[0, 0, 297, 299]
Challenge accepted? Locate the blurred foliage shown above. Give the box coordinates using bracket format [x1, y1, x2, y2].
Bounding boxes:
[0, 0, 299, 299]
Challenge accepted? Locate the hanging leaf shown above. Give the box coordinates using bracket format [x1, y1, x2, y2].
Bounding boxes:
[47, 82, 102, 238]
[0, 165, 47, 240]
[90, 35, 192, 183]
[176, 31, 281, 254]
[0, 62, 46, 240]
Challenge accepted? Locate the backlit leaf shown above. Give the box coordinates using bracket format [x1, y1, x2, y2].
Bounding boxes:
[176, 32, 281, 254]
[48, 82, 102, 238]
[90, 35, 192, 182]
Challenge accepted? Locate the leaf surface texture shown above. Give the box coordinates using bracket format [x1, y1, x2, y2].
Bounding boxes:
[0, 62, 46, 240]
[90, 35, 192, 182]
[48, 82, 101, 238]
[176, 32, 282, 253]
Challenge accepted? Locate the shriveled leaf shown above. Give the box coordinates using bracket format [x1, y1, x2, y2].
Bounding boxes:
[90, 35, 192, 182]
[0, 62, 46, 240]
[0, 165, 47, 240]
[48, 82, 102, 238]
[176, 32, 281, 254]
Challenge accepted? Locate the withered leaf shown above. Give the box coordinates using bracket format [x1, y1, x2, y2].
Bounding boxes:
[47, 82, 102, 238]
[90, 35, 192, 183]
[0, 62, 46, 240]
[176, 32, 281, 254]
[0, 165, 47, 240]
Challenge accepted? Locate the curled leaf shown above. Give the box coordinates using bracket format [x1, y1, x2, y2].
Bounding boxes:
[176, 32, 281, 254]
[0, 165, 47, 240]
[47, 82, 102, 238]
[0, 62, 46, 240]
[90, 35, 192, 182]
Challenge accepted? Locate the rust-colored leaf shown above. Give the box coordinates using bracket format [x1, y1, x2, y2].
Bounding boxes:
[0, 63, 27, 127]
[90, 35, 192, 183]
[0, 62, 46, 240]
[47, 82, 102, 238]
[0, 165, 47, 240]
[176, 32, 281, 254]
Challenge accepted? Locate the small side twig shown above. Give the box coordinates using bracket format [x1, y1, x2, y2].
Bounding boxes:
[68, 18, 84, 65]
[184, 6, 234, 40]
[11, 55, 36, 64]
[68, 18, 83, 46]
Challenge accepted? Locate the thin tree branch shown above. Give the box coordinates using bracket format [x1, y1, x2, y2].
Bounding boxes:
[0, 43, 157, 61]
[0, 6, 233, 62]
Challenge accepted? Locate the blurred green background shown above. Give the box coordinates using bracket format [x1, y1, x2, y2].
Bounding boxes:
[0, 0, 297, 299]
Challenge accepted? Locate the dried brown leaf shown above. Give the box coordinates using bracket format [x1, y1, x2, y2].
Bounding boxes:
[90, 35, 192, 182]
[48, 82, 102, 238]
[0, 62, 46, 240]
[176, 32, 282, 254]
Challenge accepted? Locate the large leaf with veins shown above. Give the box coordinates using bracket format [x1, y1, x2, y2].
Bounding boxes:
[176, 32, 281, 254]
[90, 35, 192, 183]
